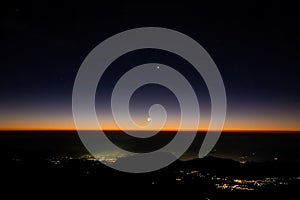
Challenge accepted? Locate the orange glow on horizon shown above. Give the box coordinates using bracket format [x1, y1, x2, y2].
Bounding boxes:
[1, 126, 300, 133]
[1, 113, 300, 133]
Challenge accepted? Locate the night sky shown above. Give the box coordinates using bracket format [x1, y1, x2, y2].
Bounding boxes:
[0, 1, 299, 131]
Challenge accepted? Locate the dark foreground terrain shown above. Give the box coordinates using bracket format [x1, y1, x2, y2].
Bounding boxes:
[0, 131, 299, 199]
[1, 155, 299, 199]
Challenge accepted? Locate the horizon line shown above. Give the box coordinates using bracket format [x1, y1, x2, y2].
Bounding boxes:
[1, 128, 300, 134]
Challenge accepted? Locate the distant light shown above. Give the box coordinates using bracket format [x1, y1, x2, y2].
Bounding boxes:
[274, 157, 278, 161]
[147, 117, 151, 122]
[156, 66, 160, 69]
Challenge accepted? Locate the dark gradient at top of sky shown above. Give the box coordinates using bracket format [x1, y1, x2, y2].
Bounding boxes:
[0, 0, 299, 130]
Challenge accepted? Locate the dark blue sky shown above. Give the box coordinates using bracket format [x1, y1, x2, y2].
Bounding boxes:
[0, 0, 299, 130]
